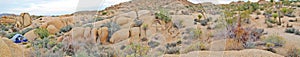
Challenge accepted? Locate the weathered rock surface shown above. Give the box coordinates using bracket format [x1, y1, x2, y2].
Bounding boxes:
[46, 25, 59, 34]
[110, 29, 130, 44]
[0, 38, 12, 57]
[24, 29, 39, 41]
[160, 49, 284, 57]
[98, 27, 109, 44]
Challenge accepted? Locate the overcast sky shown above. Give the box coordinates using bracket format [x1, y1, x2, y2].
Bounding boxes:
[0, 0, 276, 15]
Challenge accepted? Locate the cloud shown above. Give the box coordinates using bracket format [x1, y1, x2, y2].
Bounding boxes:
[0, 0, 273, 15]
[0, 0, 78, 15]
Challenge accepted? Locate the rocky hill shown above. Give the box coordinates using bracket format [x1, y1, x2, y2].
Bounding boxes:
[1, 0, 300, 57]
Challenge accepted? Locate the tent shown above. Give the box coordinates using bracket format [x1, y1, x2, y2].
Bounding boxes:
[10, 34, 28, 43]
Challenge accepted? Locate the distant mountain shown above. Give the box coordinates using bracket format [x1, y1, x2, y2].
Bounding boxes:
[0, 13, 15, 17]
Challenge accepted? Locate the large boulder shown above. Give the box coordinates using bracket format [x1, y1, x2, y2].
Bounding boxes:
[0, 38, 12, 57]
[116, 17, 132, 26]
[98, 27, 109, 44]
[46, 25, 59, 34]
[90, 28, 98, 43]
[71, 27, 85, 42]
[46, 19, 66, 30]
[24, 29, 39, 41]
[110, 29, 130, 44]
[130, 27, 141, 38]
[2, 38, 27, 57]
[20, 13, 32, 27]
[83, 27, 91, 40]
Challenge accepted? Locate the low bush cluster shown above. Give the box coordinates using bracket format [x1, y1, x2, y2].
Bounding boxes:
[262, 35, 285, 47]
[35, 28, 49, 39]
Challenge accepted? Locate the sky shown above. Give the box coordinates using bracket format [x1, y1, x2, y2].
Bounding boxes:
[0, 0, 276, 15]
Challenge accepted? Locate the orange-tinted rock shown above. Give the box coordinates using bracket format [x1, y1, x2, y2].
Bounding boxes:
[98, 27, 109, 44]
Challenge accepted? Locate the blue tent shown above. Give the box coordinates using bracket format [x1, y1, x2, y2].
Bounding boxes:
[10, 34, 28, 43]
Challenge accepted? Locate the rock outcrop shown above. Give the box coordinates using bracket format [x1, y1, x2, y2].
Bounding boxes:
[98, 27, 109, 44]
[24, 29, 39, 41]
[110, 29, 130, 44]
[46, 25, 59, 34]
[15, 13, 32, 28]
[0, 38, 12, 57]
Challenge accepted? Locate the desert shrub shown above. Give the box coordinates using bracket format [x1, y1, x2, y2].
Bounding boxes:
[287, 48, 300, 57]
[267, 19, 277, 24]
[35, 28, 49, 39]
[31, 37, 60, 56]
[182, 42, 206, 53]
[262, 35, 285, 47]
[165, 43, 180, 54]
[295, 30, 300, 35]
[155, 9, 172, 23]
[200, 19, 209, 26]
[192, 28, 202, 39]
[198, 14, 202, 19]
[102, 12, 108, 15]
[285, 28, 296, 33]
[281, 7, 294, 15]
[101, 22, 121, 39]
[125, 43, 150, 57]
[21, 28, 33, 35]
[226, 18, 237, 25]
[60, 25, 72, 33]
[244, 41, 256, 49]
[94, 17, 104, 21]
[148, 41, 160, 48]
[272, 13, 278, 18]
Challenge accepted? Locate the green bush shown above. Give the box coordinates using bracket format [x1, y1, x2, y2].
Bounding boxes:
[193, 28, 202, 39]
[272, 13, 278, 18]
[182, 42, 206, 53]
[125, 43, 149, 57]
[102, 12, 108, 15]
[285, 28, 296, 33]
[262, 35, 285, 46]
[244, 41, 256, 49]
[60, 25, 72, 33]
[94, 17, 104, 21]
[35, 28, 49, 39]
[198, 14, 202, 19]
[155, 9, 172, 23]
[267, 19, 277, 24]
[295, 30, 300, 35]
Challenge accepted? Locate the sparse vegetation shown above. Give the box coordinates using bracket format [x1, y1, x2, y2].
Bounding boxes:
[35, 28, 50, 39]
[21, 28, 33, 35]
[59, 25, 73, 33]
[125, 43, 150, 57]
[262, 35, 285, 47]
[155, 9, 172, 23]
